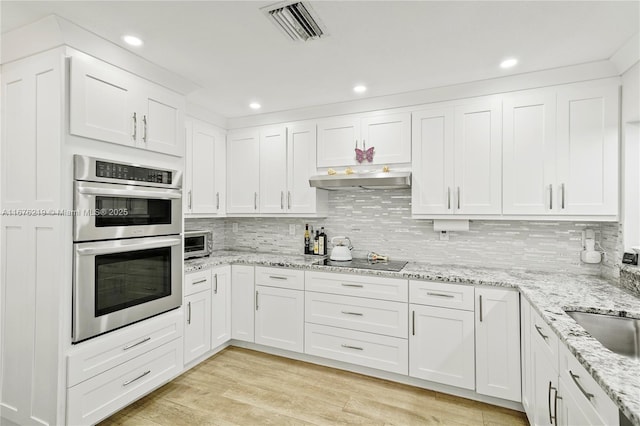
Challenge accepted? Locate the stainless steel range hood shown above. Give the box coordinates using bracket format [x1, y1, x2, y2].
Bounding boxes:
[309, 171, 411, 190]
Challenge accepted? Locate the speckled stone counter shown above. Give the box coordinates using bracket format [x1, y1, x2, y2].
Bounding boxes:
[186, 250, 640, 425]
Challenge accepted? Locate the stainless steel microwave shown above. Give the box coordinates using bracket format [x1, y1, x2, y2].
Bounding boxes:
[184, 230, 212, 259]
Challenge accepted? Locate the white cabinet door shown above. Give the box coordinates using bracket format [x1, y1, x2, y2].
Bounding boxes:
[520, 297, 534, 420]
[255, 285, 304, 353]
[69, 56, 137, 148]
[557, 378, 592, 426]
[184, 290, 211, 364]
[287, 123, 318, 213]
[138, 81, 185, 157]
[556, 84, 619, 216]
[227, 130, 260, 213]
[317, 116, 360, 167]
[361, 112, 411, 165]
[475, 287, 521, 402]
[532, 342, 559, 426]
[259, 126, 288, 213]
[211, 265, 231, 349]
[411, 108, 455, 215]
[454, 101, 502, 215]
[503, 92, 557, 215]
[409, 304, 475, 390]
[186, 120, 225, 214]
[231, 265, 255, 342]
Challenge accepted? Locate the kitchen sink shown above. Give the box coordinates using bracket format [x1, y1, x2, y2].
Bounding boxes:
[564, 311, 640, 359]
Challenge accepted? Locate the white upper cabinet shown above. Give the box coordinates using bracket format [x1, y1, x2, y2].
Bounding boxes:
[503, 81, 619, 218]
[288, 123, 322, 214]
[556, 84, 618, 216]
[227, 129, 260, 213]
[185, 119, 226, 215]
[317, 112, 411, 168]
[259, 126, 288, 213]
[412, 98, 502, 216]
[69, 56, 185, 156]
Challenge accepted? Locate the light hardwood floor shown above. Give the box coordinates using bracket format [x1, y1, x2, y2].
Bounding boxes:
[99, 347, 529, 426]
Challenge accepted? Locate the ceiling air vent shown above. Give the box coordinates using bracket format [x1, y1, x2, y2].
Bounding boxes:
[262, 1, 327, 42]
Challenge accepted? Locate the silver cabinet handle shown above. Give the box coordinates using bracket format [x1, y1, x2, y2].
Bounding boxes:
[479, 295, 483, 322]
[554, 388, 561, 425]
[269, 275, 288, 280]
[561, 183, 565, 209]
[412, 310, 415, 336]
[535, 324, 549, 341]
[192, 278, 207, 286]
[569, 370, 594, 401]
[457, 187, 461, 210]
[213, 273, 218, 294]
[427, 292, 454, 298]
[281, 191, 284, 210]
[132, 112, 137, 141]
[341, 344, 363, 351]
[447, 187, 451, 210]
[188, 190, 192, 210]
[216, 192, 220, 210]
[287, 191, 291, 209]
[548, 381, 558, 425]
[187, 301, 191, 325]
[354, 139, 358, 149]
[254, 192, 257, 210]
[341, 311, 363, 316]
[255, 290, 259, 310]
[363, 139, 366, 150]
[123, 337, 150, 351]
[142, 115, 148, 143]
[341, 283, 363, 288]
[549, 184, 553, 210]
[123, 370, 151, 387]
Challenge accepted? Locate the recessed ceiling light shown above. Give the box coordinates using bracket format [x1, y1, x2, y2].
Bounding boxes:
[123, 35, 143, 47]
[500, 58, 518, 69]
[353, 85, 367, 94]
[249, 102, 261, 110]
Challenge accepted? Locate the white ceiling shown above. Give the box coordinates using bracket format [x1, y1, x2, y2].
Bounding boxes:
[2, 1, 638, 118]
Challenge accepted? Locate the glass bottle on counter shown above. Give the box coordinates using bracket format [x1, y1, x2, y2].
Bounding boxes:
[308, 226, 314, 254]
[304, 224, 310, 254]
[319, 227, 327, 256]
[313, 230, 319, 255]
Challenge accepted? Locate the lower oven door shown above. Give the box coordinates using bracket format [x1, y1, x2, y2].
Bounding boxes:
[73, 235, 182, 343]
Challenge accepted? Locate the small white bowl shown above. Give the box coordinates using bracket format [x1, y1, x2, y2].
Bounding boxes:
[632, 247, 640, 254]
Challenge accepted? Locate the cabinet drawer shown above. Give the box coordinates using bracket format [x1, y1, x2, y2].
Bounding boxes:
[305, 323, 408, 375]
[255, 266, 304, 290]
[306, 291, 408, 338]
[67, 337, 183, 426]
[558, 344, 618, 426]
[531, 308, 558, 369]
[185, 269, 212, 296]
[67, 309, 182, 387]
[305, 271, 408, 302]
[409, 280, 475, 310]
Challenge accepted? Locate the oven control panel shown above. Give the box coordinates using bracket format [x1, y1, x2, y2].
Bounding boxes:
[96, 160, 172, 184]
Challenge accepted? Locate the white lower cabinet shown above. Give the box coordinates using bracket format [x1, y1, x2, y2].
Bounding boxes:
[211, 265, 232, 349]
[231, 265, 255, 342]
[184, 290, 212, 364]
[255, 285, 304, 353]
[475, 287, 521, 402]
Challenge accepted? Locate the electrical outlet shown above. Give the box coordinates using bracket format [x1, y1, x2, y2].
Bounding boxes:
[289, 224, 296, 235]
[232, 223, 238, 233]
[439, 231, 449, 241]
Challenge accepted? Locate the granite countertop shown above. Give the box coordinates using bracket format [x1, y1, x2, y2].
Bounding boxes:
[186, 250, 640, 425]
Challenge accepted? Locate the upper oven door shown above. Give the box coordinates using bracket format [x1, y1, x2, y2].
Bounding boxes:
[74, 181, 182, 242]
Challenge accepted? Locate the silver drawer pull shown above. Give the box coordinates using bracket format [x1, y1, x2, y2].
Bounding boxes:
[123, 370, 151, 387]
[569, 370, 594, 401]
[341, 311, 363, 316]
[123, 337, 151, 351]
[269, 275, 288, 280]
[426, 292, 455, 298]
[341, 344, 363, 351]
[213, 273, 218, 294]
[341, 283, 363, 288]
[192, 278, 207, 285]
[535, 324, 549, 340]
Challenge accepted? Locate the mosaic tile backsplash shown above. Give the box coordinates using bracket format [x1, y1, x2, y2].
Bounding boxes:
[187, 189, 622, 278]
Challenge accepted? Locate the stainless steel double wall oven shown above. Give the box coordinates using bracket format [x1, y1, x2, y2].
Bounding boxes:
[72, 155, 183, 343]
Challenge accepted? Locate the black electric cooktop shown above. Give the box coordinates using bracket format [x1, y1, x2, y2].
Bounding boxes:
[314, 258, 408, 272]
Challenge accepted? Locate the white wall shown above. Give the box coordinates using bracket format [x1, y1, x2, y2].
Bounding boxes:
[622, 62, 640, 252]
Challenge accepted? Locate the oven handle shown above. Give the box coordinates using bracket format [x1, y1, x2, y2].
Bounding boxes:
[76, 237, 181, 256]
[76, 182, 182, 199]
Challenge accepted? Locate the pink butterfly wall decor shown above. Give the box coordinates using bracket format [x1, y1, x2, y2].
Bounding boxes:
[355, 145, 375, 163]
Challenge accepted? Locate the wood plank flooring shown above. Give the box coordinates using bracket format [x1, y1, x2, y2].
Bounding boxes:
[99, 347, 529, 426]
